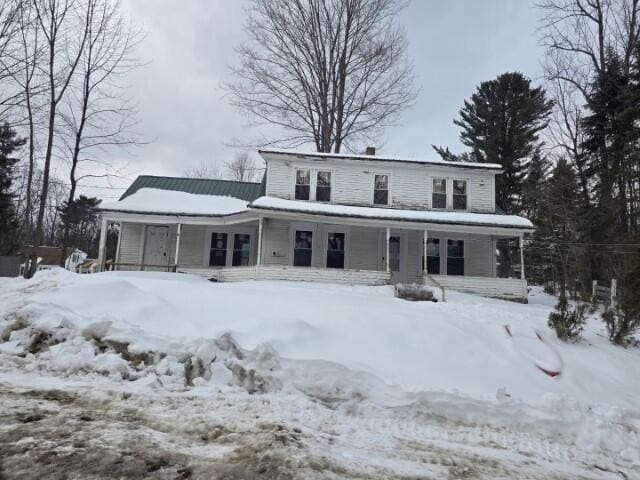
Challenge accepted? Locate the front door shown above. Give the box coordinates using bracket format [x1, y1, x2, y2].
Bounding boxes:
[380, 232, 406, 283]
[143, 226, 169, 270]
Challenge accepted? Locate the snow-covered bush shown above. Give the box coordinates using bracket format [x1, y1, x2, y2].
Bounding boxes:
[602, 258, 640, 346]
[548, 296, 586, 342]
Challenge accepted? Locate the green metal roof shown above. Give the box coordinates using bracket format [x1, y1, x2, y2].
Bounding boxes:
[120, 175, 265, 202]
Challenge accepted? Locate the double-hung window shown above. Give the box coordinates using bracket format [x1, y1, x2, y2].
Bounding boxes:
[422, 238, 440, 275]
[447, 239, 464, 276]
[232, 234, 251, 266]
[293, 230, 313, 267]
[453, 180, 467, 210]
[432, 178, 447, 209]
[373, 174, 389, 205]
[295, 169, 311, 200]
[209, 233, 228, 267]
[326, 232, 345, 269]
[316, 171, 331, 202]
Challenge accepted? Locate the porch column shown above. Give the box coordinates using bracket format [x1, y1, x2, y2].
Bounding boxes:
[423, 230, 428, 275]
[385, 227, 390, 272]
[174, 223, 182, 267]
[519, 234, 525, 280]
[97, 216, 108, 272]
[257, 216, 263, 265]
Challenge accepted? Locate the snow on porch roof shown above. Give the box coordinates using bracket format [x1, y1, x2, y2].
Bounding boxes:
[250, 197, 534, 230]
[101, 188, 250, 217]
[259, 149, 504, 171]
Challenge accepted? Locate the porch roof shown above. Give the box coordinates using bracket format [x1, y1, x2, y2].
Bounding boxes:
[250, 196, 534, 231]
[101, 188, 250, 217]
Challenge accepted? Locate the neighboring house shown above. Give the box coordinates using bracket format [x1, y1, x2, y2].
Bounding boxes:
[20, 246, 88, 274]
[99, 149, 534, 300]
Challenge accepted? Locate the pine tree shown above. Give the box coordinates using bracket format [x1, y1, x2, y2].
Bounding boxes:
[0, 124, 26, 255]
[454, 72, 553, 214]
[58, 195, 102, 257]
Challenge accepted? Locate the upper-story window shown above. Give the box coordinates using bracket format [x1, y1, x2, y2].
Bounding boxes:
[453, 180, 467, 210]
[432, 178, 447, 209]
[295, 169, 311, 200]
[373, 174, 389, 205]
[316, 171, 331, 202]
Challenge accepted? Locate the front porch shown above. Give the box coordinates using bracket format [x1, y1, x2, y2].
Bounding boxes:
[99, 209, 531, 301]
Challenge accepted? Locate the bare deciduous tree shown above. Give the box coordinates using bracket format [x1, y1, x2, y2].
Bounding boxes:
[227, 0, 416, 153]
[182, 161, 221, 179]
[226, 150, 260, 182]
[58, 0, 142, 265]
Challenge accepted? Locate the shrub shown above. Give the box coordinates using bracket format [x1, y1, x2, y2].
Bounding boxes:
[548, 296, 587, 342]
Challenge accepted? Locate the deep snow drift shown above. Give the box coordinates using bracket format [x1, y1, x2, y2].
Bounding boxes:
[1, 270, 639, 479]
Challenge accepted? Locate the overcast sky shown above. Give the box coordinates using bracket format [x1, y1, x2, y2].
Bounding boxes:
[94, 0, 545, 200]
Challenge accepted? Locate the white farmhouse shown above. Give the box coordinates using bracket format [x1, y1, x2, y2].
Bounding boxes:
[99, 149, 534, 301]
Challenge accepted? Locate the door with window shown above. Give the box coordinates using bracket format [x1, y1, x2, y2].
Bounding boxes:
[447, 239, 465, 276]
[143, 226, 169, 270]
[293, 230, 313, 267]
[380, 232, 406, 283]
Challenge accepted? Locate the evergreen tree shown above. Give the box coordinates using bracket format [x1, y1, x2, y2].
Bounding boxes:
[0, 124, 26, 255]
[58, 195, 102, 259]
[454, 72, 553, 214]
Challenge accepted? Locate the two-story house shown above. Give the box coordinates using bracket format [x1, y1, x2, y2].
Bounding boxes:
[99, 149, 534, 301]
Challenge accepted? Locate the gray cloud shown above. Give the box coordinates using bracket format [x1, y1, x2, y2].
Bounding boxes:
[92, 0, 544, 199]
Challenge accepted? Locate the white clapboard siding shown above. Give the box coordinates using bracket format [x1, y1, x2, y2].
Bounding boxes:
[425, 275, 527, 301]
[178, 224, 206, 267]
[179, 265, 391, 286]
[265, 157, 496, 213]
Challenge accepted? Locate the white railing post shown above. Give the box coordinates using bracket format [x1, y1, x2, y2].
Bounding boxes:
[519, 234, 525, 280]
[611, 279, 617, 305]
[385, 227, 390, 273]
[97, 216, 108, 272]
[174, 223, 182, 268]
[423, 230, 428, 276]
[257, 216, 263, 266]
[592, 280, 597, 299]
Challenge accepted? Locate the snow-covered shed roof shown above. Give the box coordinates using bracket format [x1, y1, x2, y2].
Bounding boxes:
[101, 188, 250, 217]
[250, 197, 534, 230]
[259, 149, 504, 171]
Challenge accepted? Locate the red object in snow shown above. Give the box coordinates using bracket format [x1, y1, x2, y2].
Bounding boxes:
[504, 324, 563, 378]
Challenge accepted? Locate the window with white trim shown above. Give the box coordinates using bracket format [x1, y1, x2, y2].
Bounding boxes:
[447, 239, 464, 276]
[293, 230, 313, 267]
[432, 178, 447, 209]
[326, 232, 345, 269]
[209, 233, 228, 267]
[316, 171, 331, 202]
[232, 234, 251, 266]
[295, 169, 311, 200]
[422, 238, 440, 274]
[373, 174, 389, 205]
[453, 180, 467, 210]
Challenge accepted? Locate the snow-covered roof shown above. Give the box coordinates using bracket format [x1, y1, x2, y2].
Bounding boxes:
[250, 197, 534, 230]
[100, 188, 249, 217]
[259, 148, 504, 171]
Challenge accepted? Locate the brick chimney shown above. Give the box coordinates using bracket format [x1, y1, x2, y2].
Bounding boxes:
[365, 146, 376, 156]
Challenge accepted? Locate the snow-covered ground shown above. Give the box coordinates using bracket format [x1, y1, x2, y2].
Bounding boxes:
[1, 270, 639, 479]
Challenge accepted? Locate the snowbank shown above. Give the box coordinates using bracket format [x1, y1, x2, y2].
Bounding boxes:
[100, 188, 249, 216]
[1, 269, 638, 408]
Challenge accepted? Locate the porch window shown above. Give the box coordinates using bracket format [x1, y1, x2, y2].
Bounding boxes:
[447, 239, 464, 276]
[373, 174, 389, 205]
[209, 232, 228, 267]
[232, 234, 251, 266]
[295, 169, 311, 200]
[316, 171, 331, 202]
[326, 232, 345, 269]
[293, 230, 313, 267]
[422, 238, 440, 274]
[453, 180, 467, 210]
[432, 178, 447, 209]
